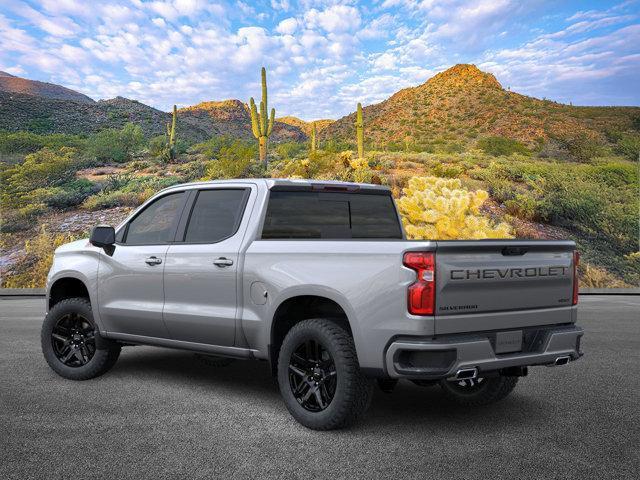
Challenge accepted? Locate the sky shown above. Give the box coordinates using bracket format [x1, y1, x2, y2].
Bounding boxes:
[0, 0, 638, 120]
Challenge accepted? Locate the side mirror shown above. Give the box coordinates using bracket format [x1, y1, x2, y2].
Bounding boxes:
[90, 225, 115, 248]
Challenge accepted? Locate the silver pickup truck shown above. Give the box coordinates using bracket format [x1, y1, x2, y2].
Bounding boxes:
[42, 179, 583, 429]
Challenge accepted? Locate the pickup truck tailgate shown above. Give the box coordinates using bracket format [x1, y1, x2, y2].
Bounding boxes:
[435, 240, 576, 334]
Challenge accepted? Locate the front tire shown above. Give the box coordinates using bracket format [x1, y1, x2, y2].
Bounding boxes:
[41, 298, 121, 380]
[439, 376, 518, 406]
[277, 318, 373, 430]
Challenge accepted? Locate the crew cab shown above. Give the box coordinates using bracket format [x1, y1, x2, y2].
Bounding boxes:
[42, 179, 583, 430]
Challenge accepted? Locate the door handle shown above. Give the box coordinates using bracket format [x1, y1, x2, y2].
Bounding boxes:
[145, 256, 162, 266]
[213, 257, 234, 267]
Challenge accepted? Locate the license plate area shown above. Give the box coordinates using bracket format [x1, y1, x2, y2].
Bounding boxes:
[495, 330, 523, 354]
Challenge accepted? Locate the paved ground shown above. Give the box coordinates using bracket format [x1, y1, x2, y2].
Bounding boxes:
[1, 296, 638, 479]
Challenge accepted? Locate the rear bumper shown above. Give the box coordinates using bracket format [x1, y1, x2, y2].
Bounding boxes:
[384, 324, 584, 379]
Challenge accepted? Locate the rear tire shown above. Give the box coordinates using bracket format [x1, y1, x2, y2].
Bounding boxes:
[41, 298, 121, 381]
[277, 318, 373, 430]
[439, 376, 518, 406]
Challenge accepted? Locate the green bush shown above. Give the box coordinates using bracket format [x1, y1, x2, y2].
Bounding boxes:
[555, 132, 603, 162]
[192, 136, 240, 159]
[0, 131, 87, 154]
[477, 136, 529, 156]
[203, 140, 257, 179]
[82, 191, 146, 210]
[0, 203, 47, 232]
[615, 133, 640, 160]
[0, 147, 80, 209]
[88, 123, 144, 162]
[148, 135, 167, 157]
[432, 163, 463, 178]
[11, 178, 97, 211]
[275, 141, 306, 160]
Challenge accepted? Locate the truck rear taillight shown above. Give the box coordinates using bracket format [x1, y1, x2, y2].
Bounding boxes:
[403, 252, 435, 315]
[572, 251, 580, 305]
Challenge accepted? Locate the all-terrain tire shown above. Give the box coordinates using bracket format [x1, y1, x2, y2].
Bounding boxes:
[439, 376, 519, 406]
[41, 298, 121, 380]
[277, 318, 373, 430]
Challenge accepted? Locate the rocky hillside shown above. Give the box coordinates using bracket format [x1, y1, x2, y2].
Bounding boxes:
[0, 74, 306, 143]
[277, 116, 334, 135]
[0, 91, 209, 141]
[321, 64, 640, 148]
[179, 100, 306, 142]
[0, 71, 94, 104]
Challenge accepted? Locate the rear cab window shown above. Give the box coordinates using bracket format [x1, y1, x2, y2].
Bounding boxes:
[262, 189, 403, 239]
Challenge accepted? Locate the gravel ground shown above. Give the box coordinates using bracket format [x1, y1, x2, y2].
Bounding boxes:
[1, 296, 638, 479]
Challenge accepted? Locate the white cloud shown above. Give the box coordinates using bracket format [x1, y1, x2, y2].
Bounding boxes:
[271, 0, 291, 11]
[276, 17, 298, 35]
[9, 2, 80, 37]
[305, 5, 361, 33]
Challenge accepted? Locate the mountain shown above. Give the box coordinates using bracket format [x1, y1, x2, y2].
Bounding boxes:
[321, 64, 640, 148]
[0, 77, 306, 143]
[277, 116, 334, 135]
[0, 91, 210, 141]
[179, 100, 306, 142]
[0, 71, 94, 104]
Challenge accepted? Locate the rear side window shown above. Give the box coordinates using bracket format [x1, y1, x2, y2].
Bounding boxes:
[124, 192, 184, 244]
[262, 191, 403, 239]
[183, 189, 248, 243]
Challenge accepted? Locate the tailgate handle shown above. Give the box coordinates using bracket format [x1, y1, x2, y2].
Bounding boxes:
[502, 246, 528, 256]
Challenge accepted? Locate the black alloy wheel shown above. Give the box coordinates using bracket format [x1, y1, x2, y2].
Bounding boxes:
[51, 312, 96, 367]
[288, 339, 337, 412]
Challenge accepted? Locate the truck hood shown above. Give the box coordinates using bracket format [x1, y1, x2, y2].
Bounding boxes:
[55, 238, 92, 254]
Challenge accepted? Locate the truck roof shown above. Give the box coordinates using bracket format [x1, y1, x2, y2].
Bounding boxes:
[158, 178, 391, 194]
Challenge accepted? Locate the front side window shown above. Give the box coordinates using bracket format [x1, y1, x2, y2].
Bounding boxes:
[124, 192, 184, 244]
[183, 189, 248, 243]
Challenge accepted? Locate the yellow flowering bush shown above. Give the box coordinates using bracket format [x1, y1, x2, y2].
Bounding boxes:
[397, 176, 513, 240]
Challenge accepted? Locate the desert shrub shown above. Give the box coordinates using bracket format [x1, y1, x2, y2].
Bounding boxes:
[1, 227, 80, 288]
[578, 263, 628, 288]
[0, 203, 47, 232]
[203, 140, 256, 179]
[193, 136, 245, 159]
[615, 133, 640, 160]
[27, 117, 54, 134]
[396, 176, 513, 239]
[275, 141, 306, 160]
[88, 123, 144, 162]
[0, 147, 80, 209]
[148, 135, 167, 157]
[477, 136, 529, 156]
[322, 139, 352, 153]
[277, 151, 338, 179]
[103, 174, 133, 193]
[174, 160, 206, 182]
[0, 131, 87, 154]
[504, 194, 540, 221]
[475, 158, 638, 255]
[82, 190, 147, 210]
[555, 132, 603, 162]
[432, 163, 463, 178]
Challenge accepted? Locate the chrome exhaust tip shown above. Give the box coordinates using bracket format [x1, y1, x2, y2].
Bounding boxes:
[554, 356, 570, 366]
[455, 368, 478, 380]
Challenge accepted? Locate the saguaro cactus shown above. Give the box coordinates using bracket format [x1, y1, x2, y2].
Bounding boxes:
[355, 102, 364, 160]
[310, 122, 317, 152]
[250, 67, 275, 166]
[165, 104, 177, 161]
